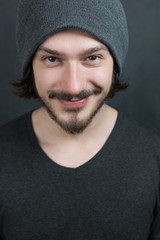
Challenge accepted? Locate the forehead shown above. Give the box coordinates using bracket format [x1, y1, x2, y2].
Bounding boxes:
[39, 29, 108, 51]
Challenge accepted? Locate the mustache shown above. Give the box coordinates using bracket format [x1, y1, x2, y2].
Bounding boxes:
[48, 87, 102, 101]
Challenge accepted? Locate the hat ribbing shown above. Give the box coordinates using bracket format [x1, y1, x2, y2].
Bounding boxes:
[16, 0, 128, 75]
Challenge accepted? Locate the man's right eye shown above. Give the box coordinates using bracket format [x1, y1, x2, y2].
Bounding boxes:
[45, 56, 59, 62]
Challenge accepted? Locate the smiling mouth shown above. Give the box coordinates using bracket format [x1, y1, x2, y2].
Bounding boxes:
[58, 97, 89, 108]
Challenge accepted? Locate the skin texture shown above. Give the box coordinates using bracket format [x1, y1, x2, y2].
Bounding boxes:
[32, 29, 118, 168]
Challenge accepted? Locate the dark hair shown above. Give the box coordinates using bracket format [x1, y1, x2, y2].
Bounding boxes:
[107, 65, 128, 99]
[11, 62, 128, 99]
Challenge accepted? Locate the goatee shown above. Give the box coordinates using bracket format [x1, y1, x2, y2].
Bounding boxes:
[40, 86, 108, 135]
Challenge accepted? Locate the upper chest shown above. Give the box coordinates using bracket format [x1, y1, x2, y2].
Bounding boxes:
[0, 157, 156, 240]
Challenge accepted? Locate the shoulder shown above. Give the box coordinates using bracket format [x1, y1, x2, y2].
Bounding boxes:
[0, 112, 35, 205]
[114, 111, 160, 170]
[118, 111, 160, 146]
[0, 111, 32, 137]
[0, 111, 35, 178]
[0, 111, 33, 153]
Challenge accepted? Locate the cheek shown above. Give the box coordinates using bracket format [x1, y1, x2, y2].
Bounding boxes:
[33, 68, 59, 94]
[87, 67, 113, 88]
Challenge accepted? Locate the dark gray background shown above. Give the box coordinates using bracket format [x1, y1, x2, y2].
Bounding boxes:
[0, 1, 160, 130]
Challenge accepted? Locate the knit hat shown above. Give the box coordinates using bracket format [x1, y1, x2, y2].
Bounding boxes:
[16, 0, 128, 75]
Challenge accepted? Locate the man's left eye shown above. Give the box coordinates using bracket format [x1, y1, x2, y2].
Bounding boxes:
[87, 55, 99, 61]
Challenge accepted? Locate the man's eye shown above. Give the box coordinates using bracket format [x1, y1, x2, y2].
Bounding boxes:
[45, 56, 59, 63]
[87, 55, 99, 61]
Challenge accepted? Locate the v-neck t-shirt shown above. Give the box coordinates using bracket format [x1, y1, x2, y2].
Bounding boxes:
[0, 111, 160, 240]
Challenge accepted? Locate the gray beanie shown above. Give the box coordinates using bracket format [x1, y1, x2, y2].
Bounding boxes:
[16, 0, 128, 75]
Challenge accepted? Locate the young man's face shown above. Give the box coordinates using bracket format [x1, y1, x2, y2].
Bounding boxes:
[32, 29, 114, 134]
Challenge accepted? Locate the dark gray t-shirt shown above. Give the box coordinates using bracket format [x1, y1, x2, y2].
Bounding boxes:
[0, 111, 160, 240]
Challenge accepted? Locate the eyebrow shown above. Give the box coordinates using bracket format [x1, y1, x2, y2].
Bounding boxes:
[79, 46, 109, 58]
[37, 45, 109, 58]
[37, 47, 65, 57]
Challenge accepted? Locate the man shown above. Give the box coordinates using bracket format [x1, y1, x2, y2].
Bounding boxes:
[0, 0, 160, 239]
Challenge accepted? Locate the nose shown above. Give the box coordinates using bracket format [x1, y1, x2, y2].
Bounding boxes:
[60, 61, 87, 95]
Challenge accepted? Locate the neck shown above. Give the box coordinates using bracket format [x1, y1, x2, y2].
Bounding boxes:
[32, 104, 118, 168]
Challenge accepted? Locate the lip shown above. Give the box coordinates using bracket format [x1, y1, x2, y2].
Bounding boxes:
[58, 97, 89, 108]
